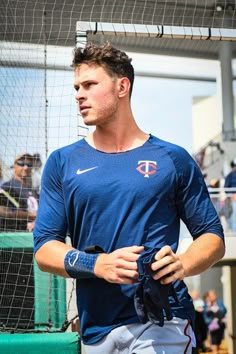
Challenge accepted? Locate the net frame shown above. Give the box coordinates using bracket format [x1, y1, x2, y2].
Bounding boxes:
[76, 21, 236, 43]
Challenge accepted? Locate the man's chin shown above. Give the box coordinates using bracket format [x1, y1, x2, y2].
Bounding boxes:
[82, 118, 96, 126]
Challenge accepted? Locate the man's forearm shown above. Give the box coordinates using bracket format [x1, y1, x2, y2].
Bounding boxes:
[35, 240, 74, 277]
[179, 233, 225, 277]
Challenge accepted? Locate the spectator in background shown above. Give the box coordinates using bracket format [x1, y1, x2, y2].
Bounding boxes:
[224, 158, 236, 233]
[0, 153, 38, 232]
[203, 289, 227, 354]
[191, 289, 211, 353]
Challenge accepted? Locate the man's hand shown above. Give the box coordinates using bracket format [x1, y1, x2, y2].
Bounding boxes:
[150, 245, 185, 284]
[134, 247, 179, 326]
[94, 245, 144, 284]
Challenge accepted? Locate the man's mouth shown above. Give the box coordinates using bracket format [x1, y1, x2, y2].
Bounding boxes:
[80, 105, 90, 115]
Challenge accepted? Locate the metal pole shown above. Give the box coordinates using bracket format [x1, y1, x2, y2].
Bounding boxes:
[219, 41, 235, 141]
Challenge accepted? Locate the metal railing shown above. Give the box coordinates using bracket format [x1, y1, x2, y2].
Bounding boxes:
[208, 187, 236, 237]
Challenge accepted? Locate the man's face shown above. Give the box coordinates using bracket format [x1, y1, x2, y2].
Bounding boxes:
[14, 159, 33, 181]
[74, 64, 120, 126]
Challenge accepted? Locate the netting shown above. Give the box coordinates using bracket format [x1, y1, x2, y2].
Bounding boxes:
[1, 0, 236, 46]
[0, 0, 236, 335]
[0, 233, 78, 333]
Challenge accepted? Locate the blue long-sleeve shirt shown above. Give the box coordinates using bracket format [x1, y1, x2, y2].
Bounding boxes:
[34, 135, 224, 344]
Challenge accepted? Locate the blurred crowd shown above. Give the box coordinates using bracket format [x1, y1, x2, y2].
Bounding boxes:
[205, 158, 236, 236]
[191, 289, 227, 354]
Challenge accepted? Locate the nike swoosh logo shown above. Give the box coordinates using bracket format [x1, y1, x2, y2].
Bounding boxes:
[76, 167, 98, 175]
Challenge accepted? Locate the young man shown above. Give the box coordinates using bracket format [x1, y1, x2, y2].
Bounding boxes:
[0, 153, 38, 231]
[34, 43, 225, 353]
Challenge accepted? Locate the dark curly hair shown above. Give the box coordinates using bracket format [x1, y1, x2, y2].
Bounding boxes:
[72, 42, 134, 97]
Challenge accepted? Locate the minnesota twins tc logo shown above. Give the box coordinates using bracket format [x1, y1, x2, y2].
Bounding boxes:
[136, 160, 157, 178]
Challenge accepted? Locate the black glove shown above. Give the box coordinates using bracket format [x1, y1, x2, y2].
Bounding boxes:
[84, 245, 105, 254]
[134, 248, 178, 327]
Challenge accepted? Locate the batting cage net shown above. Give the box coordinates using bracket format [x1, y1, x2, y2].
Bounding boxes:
[0, 0, 236, 335]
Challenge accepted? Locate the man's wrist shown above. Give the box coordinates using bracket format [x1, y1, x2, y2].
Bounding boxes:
[64, 249, 100, 279]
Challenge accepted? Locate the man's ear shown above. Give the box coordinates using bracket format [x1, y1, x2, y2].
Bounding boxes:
[117, 77, 130, 98]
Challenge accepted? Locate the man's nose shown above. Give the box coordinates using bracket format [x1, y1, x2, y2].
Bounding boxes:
[23, 165, 30, 170]
[75, 88, 85, 101]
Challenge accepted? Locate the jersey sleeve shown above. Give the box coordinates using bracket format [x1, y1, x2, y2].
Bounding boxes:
[174, 148, 224, 240]
[33, 151, 68, 253]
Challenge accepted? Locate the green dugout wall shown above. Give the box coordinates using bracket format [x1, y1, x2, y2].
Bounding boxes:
[0, 232, 80, 354]
[0, 332, 80, 354]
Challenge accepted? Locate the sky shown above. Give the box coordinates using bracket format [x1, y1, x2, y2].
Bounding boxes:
[132, 74, 216, 152]
[129, 52, 222, 153]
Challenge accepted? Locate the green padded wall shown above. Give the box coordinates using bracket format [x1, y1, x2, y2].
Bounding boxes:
[0, 332, 80, 354]
[0, 233, 80, 353]
[0, 232, 66, 330]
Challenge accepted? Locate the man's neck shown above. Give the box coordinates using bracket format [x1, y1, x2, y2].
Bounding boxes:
[86, 126, 149, 153]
